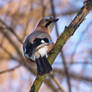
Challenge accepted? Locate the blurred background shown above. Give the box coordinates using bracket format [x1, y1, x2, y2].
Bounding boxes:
[0, 0, 92, 92]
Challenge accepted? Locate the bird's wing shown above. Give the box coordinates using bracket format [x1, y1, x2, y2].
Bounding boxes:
[23, 31, 51, 50]
[23, 31, 53, 60]
[28, 31, 52, 43]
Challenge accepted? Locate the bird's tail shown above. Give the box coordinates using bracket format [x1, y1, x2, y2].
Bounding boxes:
[35, 56, 52, 75]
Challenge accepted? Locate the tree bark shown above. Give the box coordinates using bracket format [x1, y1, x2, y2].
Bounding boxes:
[30, 0, 92, 92]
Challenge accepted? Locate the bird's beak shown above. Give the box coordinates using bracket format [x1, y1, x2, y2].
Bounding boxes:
[53, 18, 59, 22]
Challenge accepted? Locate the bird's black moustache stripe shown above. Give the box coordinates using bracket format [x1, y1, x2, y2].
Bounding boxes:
[45, 21, 52, 27]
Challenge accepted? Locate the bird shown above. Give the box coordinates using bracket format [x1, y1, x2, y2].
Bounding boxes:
[23, 16, 59, 75]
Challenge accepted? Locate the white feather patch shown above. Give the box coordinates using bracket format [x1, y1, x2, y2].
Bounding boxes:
[30, 44, 48, 61]
[41, 40, 45, 43]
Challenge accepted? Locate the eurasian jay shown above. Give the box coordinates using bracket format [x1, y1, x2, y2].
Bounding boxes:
[23, 16, 59, 75]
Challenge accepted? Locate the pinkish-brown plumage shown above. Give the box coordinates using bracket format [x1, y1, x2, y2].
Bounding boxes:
[23, 16, 59, 75]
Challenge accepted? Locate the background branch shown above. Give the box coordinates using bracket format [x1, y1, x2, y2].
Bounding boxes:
[50, 0, 71, 92]
[0, 19, 23, 44]
[50, 72, 65, 92]
[0, 64, 21, 74]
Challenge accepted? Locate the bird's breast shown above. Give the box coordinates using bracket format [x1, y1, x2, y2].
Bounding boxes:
[30, 44, 48, 61]
[36, 45, 48, 57]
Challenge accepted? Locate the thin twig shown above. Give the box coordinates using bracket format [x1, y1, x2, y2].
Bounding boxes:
[40, 0, 46, 17]
[0, 27, 36, 74]
[0, 64, 21, 74]
[22, 0, 34, 40]
[0, 28, 24, 60]
[54, 68, 92, 82]
[50, 71, 65, 92]
[0, 19, 23, 44]
[70, 21, 92, 64]
[61, 52, 71, 92]
[44, 79, 58, 92]
[50, 0, 71, 92]
[0, 43, 21, 61]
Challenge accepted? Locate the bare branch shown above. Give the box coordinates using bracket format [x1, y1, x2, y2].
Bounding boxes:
[0, 43, 21, 61]
[50, 72, 65, 92]
[54, 69, 92, 82]
[0, 64, 21, 74]
[0, 27, 37, 74]
[50, 0, 71, 92]
[0, 19, 23, 44]
[44, 79, 58, 92]
[30, 1, 92, 92]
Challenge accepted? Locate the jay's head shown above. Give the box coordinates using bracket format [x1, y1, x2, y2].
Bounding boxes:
[38, 16, 59, 33]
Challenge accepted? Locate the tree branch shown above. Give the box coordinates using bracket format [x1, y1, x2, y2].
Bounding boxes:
[54, 68, 92, 82]
[0, 64, 21, 74]
[50, 72, 65, 92]
[50, 0, 70, 92]
[30, 0, 92, 92]
[0, 27, 36, 75]
[0, 43, 21, 61]
[50, 0, 72, 91]
[0, 19, 23, 44]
